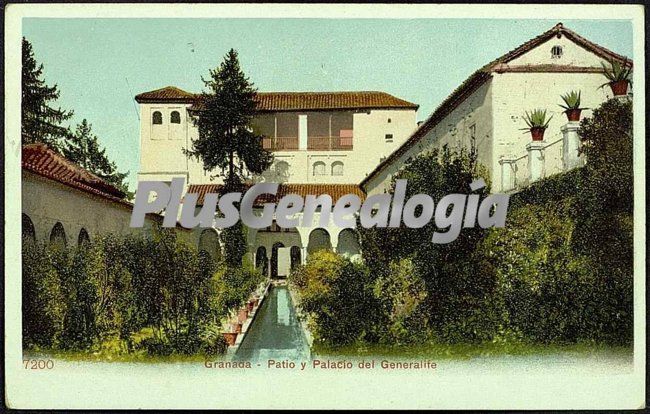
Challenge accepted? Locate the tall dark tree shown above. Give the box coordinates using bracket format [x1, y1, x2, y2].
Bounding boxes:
[63, 119, 132, 198]
[186, 49, 273, 189]
[186, 49, 273, 266]
[22, 37, 73, 148]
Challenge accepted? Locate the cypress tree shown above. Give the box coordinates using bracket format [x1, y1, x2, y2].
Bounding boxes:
[22, 37, 73, 148]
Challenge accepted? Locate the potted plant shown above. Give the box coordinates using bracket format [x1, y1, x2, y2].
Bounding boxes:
[237, 308, 249, 323]
[231, 321, 242, 334]
[247, 299, 255, 312]
[601, 59, 632, 96]
[521, 109, 552, 141]
[222, 331, 238, 346]
[559, 90, 586, 122]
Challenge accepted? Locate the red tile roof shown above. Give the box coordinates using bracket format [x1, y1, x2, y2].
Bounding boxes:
[186, 183, 366, 206]
[360, 23, 633, 187]
[134, 86, 197, 103]
[22, 143, 127, 201]
[136, 87, 418, 111]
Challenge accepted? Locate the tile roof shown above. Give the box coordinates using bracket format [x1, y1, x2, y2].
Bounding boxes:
[134, 86, 197, 103]
[360, 23, 633, 187]
[186, 183, 366, 206]
[22, 143, 127, 201]
[136, 87, 418, 111]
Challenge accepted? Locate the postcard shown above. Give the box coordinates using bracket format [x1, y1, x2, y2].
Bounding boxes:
[3, 3, 646, 410]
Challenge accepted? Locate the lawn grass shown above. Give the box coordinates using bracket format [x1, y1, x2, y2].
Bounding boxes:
[313, 341, 633, 360]
[24, 326, 226, 363]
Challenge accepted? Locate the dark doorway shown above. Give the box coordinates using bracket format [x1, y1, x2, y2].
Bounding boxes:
[271, 242, 285, 279]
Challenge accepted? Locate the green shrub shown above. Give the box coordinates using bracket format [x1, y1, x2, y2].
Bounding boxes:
[373, 259, 428, 344]
[22, 241, 66, 349]
[480, 203, 631, 344]
[291, 250, 383, 346]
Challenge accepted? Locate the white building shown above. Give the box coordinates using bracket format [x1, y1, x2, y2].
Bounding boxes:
[361, 23, 633, 195]
[134, 89, 418, 276]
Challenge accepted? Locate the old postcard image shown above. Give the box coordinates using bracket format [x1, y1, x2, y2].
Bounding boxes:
[3, 3, 646, 409]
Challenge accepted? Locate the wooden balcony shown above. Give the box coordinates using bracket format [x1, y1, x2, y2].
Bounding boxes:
[262, 137, 299, 151]
[262, 135, 353, 151]
[307, 136, 353, 151]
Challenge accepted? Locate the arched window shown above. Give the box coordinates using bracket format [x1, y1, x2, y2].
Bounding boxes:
[307, 228, 331, 254]
[78, 228, 90, 247]
[22, 214, 36, 242]
[331, 161, 344, 176]
[198, 229, 220, 260]
[313, 161, 326, 176]
[275, 161, 290, 181]
[49, 222, 67, 249]
[337, 228, 361, 260]
[170, 111, 181, 124]
[256, 246, 268, 276]
[290, 246, 301, 270]
[152, 111, 163, 125]
[551, 45, 563, 59]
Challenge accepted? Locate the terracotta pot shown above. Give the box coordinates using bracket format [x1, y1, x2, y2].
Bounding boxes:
[609, 80, 629, 96]
[565, 108, 582, 122]
[222, 332, 237, 346]
[247, 300, 255, 312]
[237, 308, 249, 323]
[530, 127, 546, 141]
[231, 322, 242, 334]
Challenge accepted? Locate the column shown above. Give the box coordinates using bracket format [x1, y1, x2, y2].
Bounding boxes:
[498, 158, 516, 192]
[526, 141, 546, 183]
[561, 121, 582, 171]
[299, 115, 308, 150]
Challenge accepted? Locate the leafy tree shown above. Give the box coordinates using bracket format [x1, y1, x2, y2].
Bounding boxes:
[22, 37, 73, 148]
[62, 119, 132, 198]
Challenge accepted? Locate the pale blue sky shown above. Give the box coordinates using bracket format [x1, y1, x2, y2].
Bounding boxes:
[23, 18, 633, 190]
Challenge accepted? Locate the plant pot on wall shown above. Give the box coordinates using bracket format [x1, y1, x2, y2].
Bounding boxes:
[609, 80, 629, 96]
[530, 127, 546, 141]
[247, 300, 255, 312]
[231, 322, 242, 334]
[237, 308, 249, 323]
[222, 332, 238, 346]
[565, 109, 582, 122]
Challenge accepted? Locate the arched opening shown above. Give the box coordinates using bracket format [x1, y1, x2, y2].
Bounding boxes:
[337, 228, 361, 261]
[290, 246, 302, 270]
[152, 111, 163, 125]
[198, 229, 220, 261]
[170, 111, 181, 124]
[275, 161, 290, 182]
[307, 228, 331, 255]
[22, 213, 36, 243]
[312, 161, 326, 176]
[78, 228, 90, 248]
[331, 161, 344, 176]
[271, 242, 285, 279]
[49, 222, 67, 249]
[255, 246, 268, 277]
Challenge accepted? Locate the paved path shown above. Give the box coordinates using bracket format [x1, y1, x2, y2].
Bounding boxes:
[233, 285, 311, 362]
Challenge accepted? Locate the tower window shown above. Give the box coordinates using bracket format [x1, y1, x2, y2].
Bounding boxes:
[551, 45, 563, 59]
[170, 111, 181, 124]
[152, 111, 163, 125]
[385, 134, 394, 143]
[387, 118, 392, 123]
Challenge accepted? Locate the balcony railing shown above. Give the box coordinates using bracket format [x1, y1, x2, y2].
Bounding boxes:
[262, 137, 299, 151]
[262, 135, 354, 151]
[308, 136, 353, 151]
